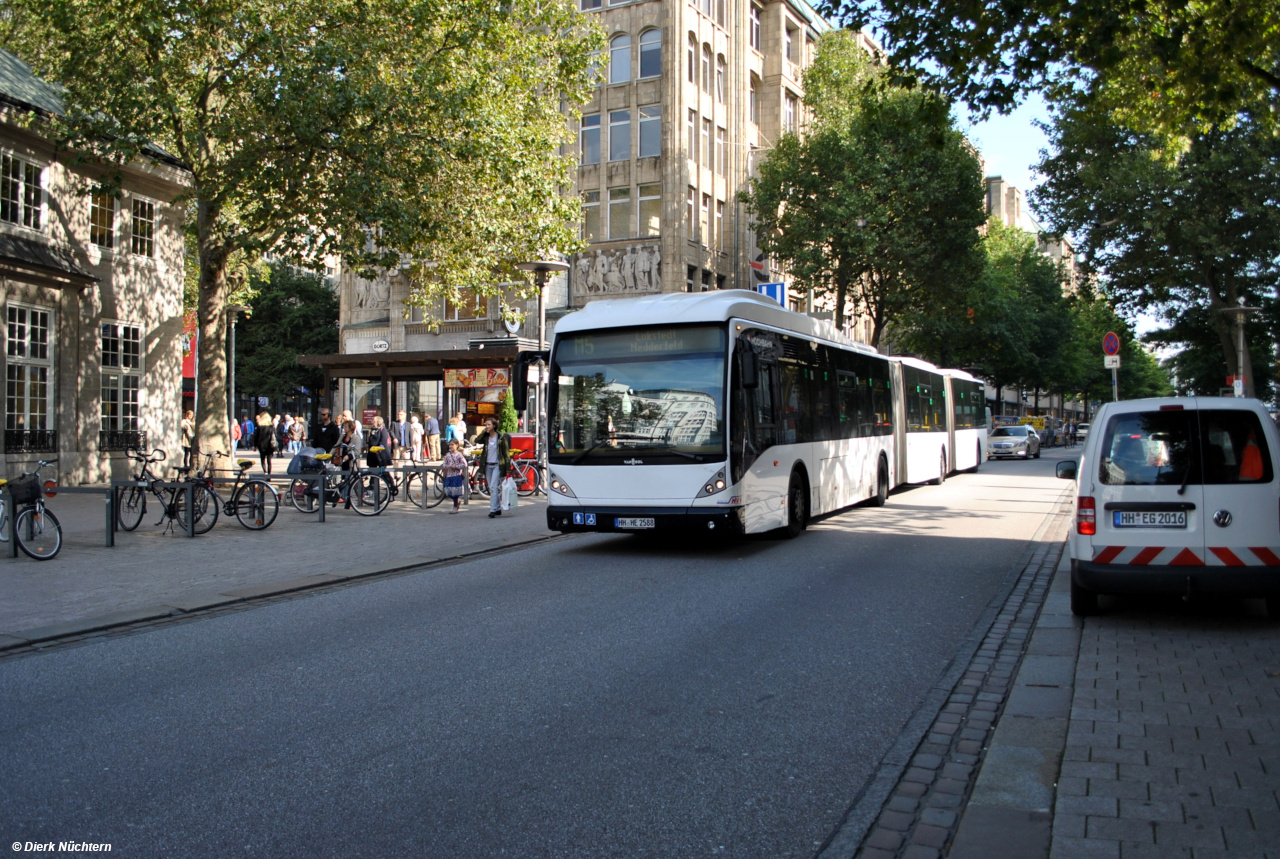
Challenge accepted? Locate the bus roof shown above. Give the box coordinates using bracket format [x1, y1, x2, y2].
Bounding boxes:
[555, 290, 876, 353]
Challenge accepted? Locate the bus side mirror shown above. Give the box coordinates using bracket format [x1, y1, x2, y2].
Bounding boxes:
[1056, 461, 1078, 480]
[512, 350, 550, 410]
[738, 345, 758, 389]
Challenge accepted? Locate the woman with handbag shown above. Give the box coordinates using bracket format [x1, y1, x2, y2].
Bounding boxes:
[441, 439, 469, 513]
[253, 411, 278, 475]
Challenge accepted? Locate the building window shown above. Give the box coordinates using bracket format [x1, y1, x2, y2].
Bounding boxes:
[580, 113, 601, 165]
[5, 303, 53, 434]
[750, 6, 762, 51]
[639, 30, 661, 79]
[1, 153, 43, 230]
[687, 187, 696, 239]
[701, 0, 712, 17]
[702, 119, 712, 169]
[639, 105, 661, 158]
[700, 194, 710, 247]
[687, 110, 697, 161]
[583, 190, 602, 241]
[639, 184, 661, 237]
[444, 287, 486, 321]
[717, 0, 726, 26]
[131, 198, 156, 257]
[101, 322, 142, 437]
[785, 93, 797, 132]
[609, 186, 632, 239]
[785, 26, 796, 63]
[609, 109, 631, 161]
[716, 56, 726, 103]
[702, 45, 712, 93]
[749, 78, 759, 124]
[581, 0, 602, 8]
[716, 200, 725, 250]
[687, 34, 697, 83]
[90, 191, 116, 249]
[717, 127, 726, 174]
[609, 34, 631, 84]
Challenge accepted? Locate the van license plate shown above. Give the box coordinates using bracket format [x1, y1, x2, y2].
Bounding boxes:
[1114, 511, 1187, 528]
[615, 517, 655, 529]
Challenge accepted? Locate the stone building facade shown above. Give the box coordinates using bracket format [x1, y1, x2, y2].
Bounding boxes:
[0, 49, 191, 484]
[328, 0, 841, 423]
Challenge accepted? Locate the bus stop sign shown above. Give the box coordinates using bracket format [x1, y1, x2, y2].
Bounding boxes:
[1102, 331, 1120, 355]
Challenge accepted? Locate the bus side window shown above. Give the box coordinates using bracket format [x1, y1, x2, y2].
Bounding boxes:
[753, 363, 777, 450]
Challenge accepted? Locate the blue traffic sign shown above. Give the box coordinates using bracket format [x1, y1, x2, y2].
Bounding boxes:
[1102, 331, 1120, 356]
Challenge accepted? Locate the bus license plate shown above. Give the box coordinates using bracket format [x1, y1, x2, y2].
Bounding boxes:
[615, 517, 655, 529]
[1114, 511, 1186, 528]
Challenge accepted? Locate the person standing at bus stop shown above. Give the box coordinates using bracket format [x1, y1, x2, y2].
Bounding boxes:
[474, 417, 512, 518]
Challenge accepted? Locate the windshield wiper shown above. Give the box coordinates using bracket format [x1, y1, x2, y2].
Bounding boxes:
[570, 438, 614, 464]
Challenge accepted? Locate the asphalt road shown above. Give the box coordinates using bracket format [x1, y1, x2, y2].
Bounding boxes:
[0, 451, 1076, 858]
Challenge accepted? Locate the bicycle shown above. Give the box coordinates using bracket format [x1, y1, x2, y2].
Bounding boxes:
[116, 448, 216, 534]
[287, 447, 394, 516]
[0, 458, 62, 559]
[508, 451, 544, 498]
[189, 451, 280, 530]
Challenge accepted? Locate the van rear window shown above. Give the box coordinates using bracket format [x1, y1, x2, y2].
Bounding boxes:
[1097, 409, 1272, 486]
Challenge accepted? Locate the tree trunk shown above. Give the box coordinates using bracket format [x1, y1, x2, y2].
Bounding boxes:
[194, 202, 231, 465]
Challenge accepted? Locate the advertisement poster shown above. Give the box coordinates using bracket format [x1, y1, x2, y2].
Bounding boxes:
[362, 408, 380, 427]
[182, 310, 198, 379]
[444, 367, 510, 389]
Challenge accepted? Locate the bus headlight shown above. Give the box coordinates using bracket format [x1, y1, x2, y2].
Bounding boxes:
[698, 470, 728, 497]
[549, 471, 576, 498]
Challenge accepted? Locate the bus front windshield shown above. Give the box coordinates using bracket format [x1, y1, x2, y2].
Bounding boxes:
[550, 325, 727, 463]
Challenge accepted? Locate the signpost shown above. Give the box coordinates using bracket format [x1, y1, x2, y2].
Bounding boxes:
[1103, 332, 1120, 401]
[757, 282, 785, 307]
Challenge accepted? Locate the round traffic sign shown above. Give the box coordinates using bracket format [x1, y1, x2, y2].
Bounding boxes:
[1102, 331, 1120, 356]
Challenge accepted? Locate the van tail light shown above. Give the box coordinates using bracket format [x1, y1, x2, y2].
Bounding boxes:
[1078, 496, 1096, 535]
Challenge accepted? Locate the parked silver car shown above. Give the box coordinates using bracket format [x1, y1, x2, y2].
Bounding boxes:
[987, 425, 1041, 459]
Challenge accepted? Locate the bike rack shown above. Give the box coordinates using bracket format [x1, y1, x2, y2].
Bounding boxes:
[111, 479, 196, 538]
[52, 486, 121, 548]
[286, 465, 442, 523]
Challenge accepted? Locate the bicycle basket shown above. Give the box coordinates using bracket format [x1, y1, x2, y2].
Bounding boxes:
[6, 474, 41, 504]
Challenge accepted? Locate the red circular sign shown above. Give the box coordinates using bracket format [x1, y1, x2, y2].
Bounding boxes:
[1102, 332, 1120, 355]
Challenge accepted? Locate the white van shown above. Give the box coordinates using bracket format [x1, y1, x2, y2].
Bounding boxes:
[1057, 397, 1280, 617]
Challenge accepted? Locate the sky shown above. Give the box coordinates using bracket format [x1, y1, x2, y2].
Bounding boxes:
[959, 92, 1053, 209]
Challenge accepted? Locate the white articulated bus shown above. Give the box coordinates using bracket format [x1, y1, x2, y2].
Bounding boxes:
[541, 290, 980, 537]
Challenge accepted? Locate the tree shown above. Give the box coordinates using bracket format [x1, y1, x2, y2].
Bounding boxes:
[823, 0, 1280, 144]
[3, 0, 602, 457]
[1031, 92, 1280, 398]
[1070, 287, 1174, 408]
[233, 261, 339, 405]
[498, 387, 519, 434]
[740, 31, 986, 348]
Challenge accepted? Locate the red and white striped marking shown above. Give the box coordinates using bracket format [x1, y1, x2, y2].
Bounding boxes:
[1092, 546, 1205, 566]
[1092, 546, 1280, 566]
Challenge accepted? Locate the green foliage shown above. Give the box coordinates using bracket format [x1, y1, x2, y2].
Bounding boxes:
[1068, 287, 1174, 406]
[740, 31, 986, 348]
[498, 387, 519, 434]
[823, 0, 1280, 146]
[1032, 91, 1280, 398]
[3, 0, 604, 450]
[233, 261, 339, 401]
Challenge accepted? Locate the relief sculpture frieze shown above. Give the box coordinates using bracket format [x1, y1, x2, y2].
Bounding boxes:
[575, 244, 661, 296]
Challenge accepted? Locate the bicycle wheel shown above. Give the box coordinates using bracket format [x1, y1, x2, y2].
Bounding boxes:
[234, 480, 279, 530]
[289, 477, 320, 513]
[404, 472, 427, 508]
[471, 467, 490, 498]
[351, 473, 393, 516]
[422, 471, 446, 508]
[16, 506, 61, 560]
[117, 486, 145, 531]
[191, 485, 219, 534]
[0, 495, 7, 542]
[516, 463, 541, 497]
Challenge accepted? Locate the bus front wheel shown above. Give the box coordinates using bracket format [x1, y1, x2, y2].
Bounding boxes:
[784, 471, 808, 538]
[870, 460, 889, 507]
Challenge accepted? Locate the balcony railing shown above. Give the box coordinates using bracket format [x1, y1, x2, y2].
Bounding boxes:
[99, 430, 148, 453]
[4, 429, 58, 454]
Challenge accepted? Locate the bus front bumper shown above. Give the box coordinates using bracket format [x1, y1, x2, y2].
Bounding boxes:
[547, 506, 743, 535]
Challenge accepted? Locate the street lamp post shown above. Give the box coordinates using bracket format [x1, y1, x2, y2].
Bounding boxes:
[1220, 304, 1262, 398]
[515, 259, 570, 479]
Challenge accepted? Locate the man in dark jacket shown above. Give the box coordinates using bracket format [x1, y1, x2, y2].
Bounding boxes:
[389, 409, 411, 461]
[312, 408, 340, 454]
